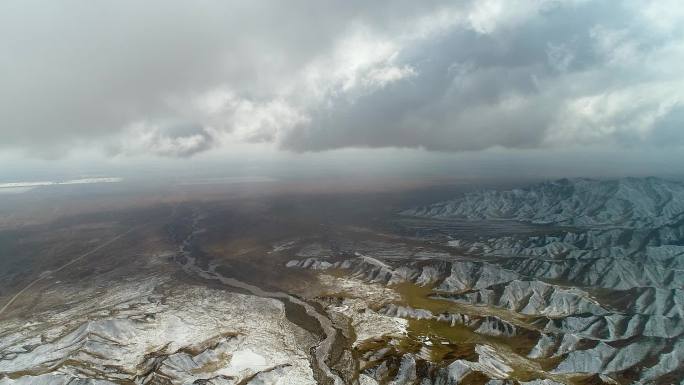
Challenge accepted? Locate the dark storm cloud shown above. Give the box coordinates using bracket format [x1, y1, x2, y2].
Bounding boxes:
[1, 0, 683, 157]
[283, 1, 684, 151]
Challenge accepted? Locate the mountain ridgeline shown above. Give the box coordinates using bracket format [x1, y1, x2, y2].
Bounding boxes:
[404, 177, 684, 228]
[286, 177, 684, 384]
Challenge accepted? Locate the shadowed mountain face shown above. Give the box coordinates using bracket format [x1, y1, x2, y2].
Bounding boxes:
[0, 177, 682, 385]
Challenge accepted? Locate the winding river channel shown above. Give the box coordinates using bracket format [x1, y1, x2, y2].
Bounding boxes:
[177, 214, 344, 385]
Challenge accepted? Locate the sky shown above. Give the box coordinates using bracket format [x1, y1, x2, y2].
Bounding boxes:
[1, 0, 684, 181]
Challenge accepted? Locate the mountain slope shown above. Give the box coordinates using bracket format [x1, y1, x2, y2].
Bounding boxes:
[404, 177, 684, 228]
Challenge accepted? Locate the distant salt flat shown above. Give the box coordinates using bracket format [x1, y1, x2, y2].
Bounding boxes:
[0, 177, 123, 192]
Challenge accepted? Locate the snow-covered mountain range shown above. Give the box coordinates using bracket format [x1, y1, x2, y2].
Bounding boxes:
[404, 177, 684, 228]
[286, 177, 684, 384]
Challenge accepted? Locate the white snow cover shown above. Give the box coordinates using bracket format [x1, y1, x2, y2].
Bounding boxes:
[0, 277, 316, 385]
[405, 177, 684, 228]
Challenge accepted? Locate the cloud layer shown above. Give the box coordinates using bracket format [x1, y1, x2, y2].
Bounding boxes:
[2, 0, 683, 157]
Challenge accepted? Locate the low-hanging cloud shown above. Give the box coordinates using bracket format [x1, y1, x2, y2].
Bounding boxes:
[1, 0, 683, 158]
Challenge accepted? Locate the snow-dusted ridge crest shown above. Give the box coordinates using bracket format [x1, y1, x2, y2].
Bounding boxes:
[284, 177, 684, 384]
[403, 177, 684, 228]
[0, 277, 318, 385]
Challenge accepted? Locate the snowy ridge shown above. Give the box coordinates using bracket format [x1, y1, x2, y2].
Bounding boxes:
[283, 177, 684, 383]
[0, 280, 316, 385]
[404, 177, 684, 228]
